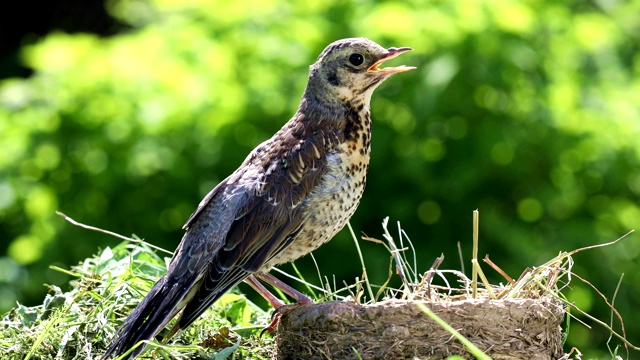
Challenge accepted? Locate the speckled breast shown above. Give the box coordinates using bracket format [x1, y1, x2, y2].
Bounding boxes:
[264, 107, 372, 268]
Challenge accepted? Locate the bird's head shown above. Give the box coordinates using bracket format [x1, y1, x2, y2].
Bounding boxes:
[305, 37, 415, 108]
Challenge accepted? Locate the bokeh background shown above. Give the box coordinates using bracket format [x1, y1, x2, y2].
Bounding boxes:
[1, 0, 639, 357]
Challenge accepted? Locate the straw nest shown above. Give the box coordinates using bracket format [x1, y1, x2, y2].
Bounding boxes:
[275, 296, 565, 360]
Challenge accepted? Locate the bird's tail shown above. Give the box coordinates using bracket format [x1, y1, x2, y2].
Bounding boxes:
[101, 275, 197, 359]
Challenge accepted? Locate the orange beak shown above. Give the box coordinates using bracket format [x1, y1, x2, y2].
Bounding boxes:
[367, 47, 416, 74]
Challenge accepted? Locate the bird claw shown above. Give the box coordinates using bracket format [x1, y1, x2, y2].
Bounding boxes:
[259, 303, 306, 337]
[259, 312, 282, 338]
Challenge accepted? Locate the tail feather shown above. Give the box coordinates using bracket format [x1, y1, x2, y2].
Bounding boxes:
[177, 266, 250, 330]
[102, 275, 199, 359]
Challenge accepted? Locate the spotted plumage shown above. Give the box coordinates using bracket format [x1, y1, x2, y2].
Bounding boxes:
[102, 37, 414, 359]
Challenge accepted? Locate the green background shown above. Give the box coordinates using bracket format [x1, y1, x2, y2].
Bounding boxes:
[1, 0, 639, 357]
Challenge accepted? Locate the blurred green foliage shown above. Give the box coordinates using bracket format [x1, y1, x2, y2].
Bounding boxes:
[1, 0, 639, 356]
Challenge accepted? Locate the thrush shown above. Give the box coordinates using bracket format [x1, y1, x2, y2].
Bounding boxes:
[102, 37, 414, 359]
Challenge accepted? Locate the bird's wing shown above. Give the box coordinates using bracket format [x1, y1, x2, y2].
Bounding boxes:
[102, 177, 249, 359]
[182, 176, 230, 231]
[175, 123, 337, 329]
[175, 201, 306, 329]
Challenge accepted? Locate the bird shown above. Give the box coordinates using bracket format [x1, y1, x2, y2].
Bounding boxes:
[102, 37, 414, 359]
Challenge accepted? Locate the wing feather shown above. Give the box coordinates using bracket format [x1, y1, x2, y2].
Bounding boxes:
[175, 122, 336, 329]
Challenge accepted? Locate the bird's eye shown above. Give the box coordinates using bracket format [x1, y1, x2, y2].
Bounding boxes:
[348, 53, 365, 66]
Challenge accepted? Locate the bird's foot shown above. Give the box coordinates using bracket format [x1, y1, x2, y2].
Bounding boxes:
[259, 303, 307, 337]
[244, 273, 315, 337]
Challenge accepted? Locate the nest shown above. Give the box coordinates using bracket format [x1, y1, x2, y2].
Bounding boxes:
[274, 215, 573, 359]
[275, 296, 565, 360]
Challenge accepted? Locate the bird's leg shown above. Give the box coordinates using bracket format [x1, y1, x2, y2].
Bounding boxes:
[253, 273, 313, 305]
[243, 275, 285, 309]
[243, 275, 287, 336]
[245, 273, 314, 336]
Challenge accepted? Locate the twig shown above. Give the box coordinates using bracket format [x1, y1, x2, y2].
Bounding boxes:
[424, 254, 444, 285]
[483, 255, 515, 285]
[424, 254, 444, 297]
[347, 221, 375, 303]
[381, 217, 412, 296]
[55, 211, 173, 255]
[472, 259, 495, 299]
[457, 241, 465, 275]
[607, 273, 628, 359]
[472, 210, 479, 298]
[567, 230, 634, 256]
[553, 291, 639, 351]
[568, 271, 632, 350]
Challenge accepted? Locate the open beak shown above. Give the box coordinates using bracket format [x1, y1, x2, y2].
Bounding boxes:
[368, 47, 416, 74]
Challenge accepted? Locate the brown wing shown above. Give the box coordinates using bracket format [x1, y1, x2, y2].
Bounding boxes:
[102, 175, 252, 359]
[175, 118, 340, 329]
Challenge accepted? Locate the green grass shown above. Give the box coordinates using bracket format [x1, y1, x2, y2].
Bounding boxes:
[0, 240, 274, 359]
